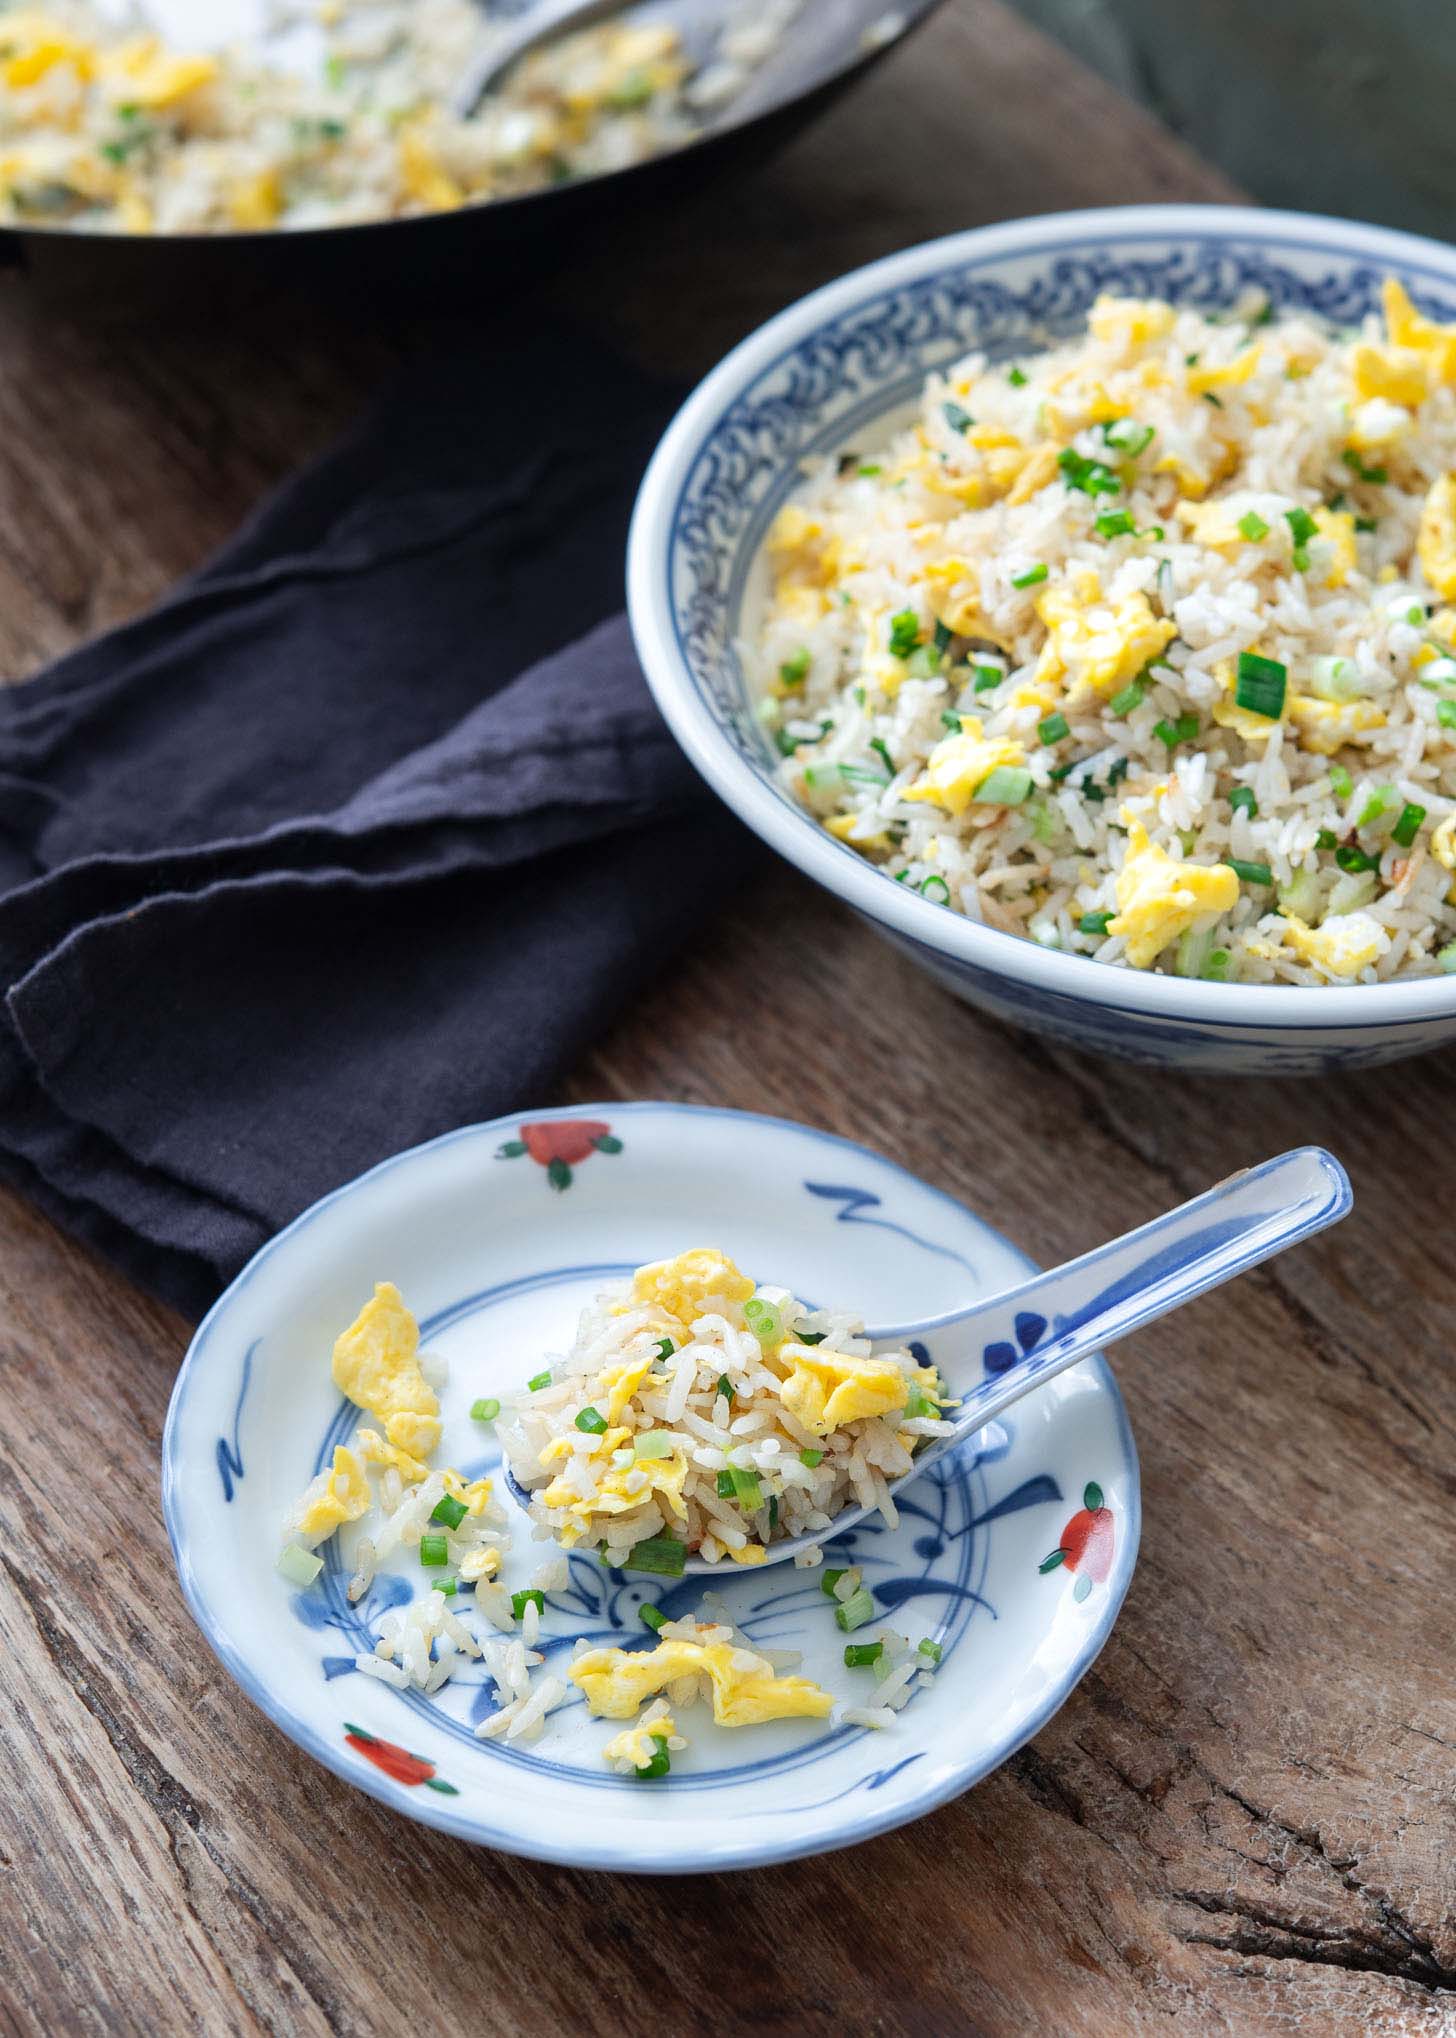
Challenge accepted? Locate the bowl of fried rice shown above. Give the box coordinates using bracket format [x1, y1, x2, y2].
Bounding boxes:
[629, 204, 1456, 1072]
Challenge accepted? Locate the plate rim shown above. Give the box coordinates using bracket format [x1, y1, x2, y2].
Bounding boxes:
[162, 1100, 1142, 1872]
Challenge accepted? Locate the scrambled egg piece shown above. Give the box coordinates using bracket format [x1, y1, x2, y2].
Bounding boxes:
[1004, 441, 1062, 506]
[825, 812, 894, 857]
[1108, 820, 1239, 969]
[918, 556, 993, 638]
[1418, 475, 1456, 599]
[98, 36, 218, 108]
[1312, 506, 1357, 589]
[570, 1637, 834, 1727]
[1088, 296, 1176, 350]
[901, 722, 1027, 815]
[1350, 341, 1429, 409]
[1, 15, 94, 87]
[1347, 398, 1411, 454]
[1383, 278, 1456, 387]
[603, 1714, 679, 1770]
[458, 1545, 502, 1583]
[1433, 814, 1456, 871]
[332, 1282, 441, 1462]
[598, 1355, 653, 1424]
[1282, 912, 1387, 980]
[397, 123, 463, 211]
[1186, 345, 1261, 396]
[631, 1249, 755, 1326]
[289, 1445, 370, 1543]
[228, 170, 281, 231]
[1211, 656, 1286, 743]
[776, 1343, 909, 1436]
[1034, 585, 1176, 700]
[441, 1469, 493, 1517]
[1287, 694, 1386, 754]
[355, 1427, 430, 1486]
[1177, 493, 1269, 550]
[541, 1444, 689, 1528]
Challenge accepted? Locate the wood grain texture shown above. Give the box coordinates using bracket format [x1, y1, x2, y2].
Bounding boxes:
[0, 5, 1451, 2035]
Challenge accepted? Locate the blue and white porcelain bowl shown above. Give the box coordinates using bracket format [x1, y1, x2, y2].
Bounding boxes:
[628, 204, 1456, 1073]
[163, 1103, 1138, 1872]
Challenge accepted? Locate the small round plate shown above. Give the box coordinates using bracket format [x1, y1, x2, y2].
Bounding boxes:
[163, 1103, 1140, 1872]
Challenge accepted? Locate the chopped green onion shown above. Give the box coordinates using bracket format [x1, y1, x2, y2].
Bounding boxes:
[821, 1567, 850, 1598]
[743, 1296, 781, 1345]
[903, 1379, 937, 1420]
[430, 1577, 457, 1597]
[1438, 943, 1456, 973]
[1038, 711, 1070, 745]
[1174, 924, 1214, 979]
[918, 1637, 943, 1665]
[835, 1586, 877, 1633]
[1438, 700, 1456, 730]
[634, 1431, 673, 1460]
[1057, 448, 1121, 497]
[768, 1495, 778, 1531]
[940, 709, 963, 732]
[1138, 524, 1166, 541]
[1316, 828, 1338, 850]
[470, 1397, 500, 1423]
[1203, 391, 1224, 409]
[942, 400, 973, 434]
[419, 1533, 449, 1568]
[1234, 651, 1287, 720]
[1343, 449, 1387, 484]
[844, 1642, 884, 1668]
[431, 1494, 468, 1530]
[1278, 868, 1321, 922]
[715, 1374, 734, 1403]
[634, 1733, 672, 1780]
[1154, 712, 1199, 749]
[1202, 948, 1232, 982]
[869, 737, 896, 776]
[1227, 858, 1273, 886]
[1108, 677, 1148, 717]
[1237, 510, 1270, 541]
[625, 1536, 686, 1578]
[920, 875, 951, 904]
[574, 1405, 608, 1435]
[774, 728, 804, 757]
[277, 1544, 322, 1588]
[1355, 515, 1378, 533]
[716, 1469, 735, 1498]
[857, 463, 882, 477]
[1079, 911, 1113, 936]
[1392, 802, 1427, 847]
[527, 1369, 552, 1392]
[1008, 365, 1028, 387]
[1335, 844, 1382, 873]
[1229, 786, 1258, 817]
[800, 1448, 825, 1468]
[778, 649, 810, 689]
[511, 1590, 545, 1621]
[933, 620, 954, 653]
[653, 1338, 676, 1361]
[888, 609, 921, 659]
[1101, 418, 1155, 456]
[973, 664, 1003, 691]
[1285, 506, 1318, 548]
[640, 1603, 668, 1633]
[974, 764, 1033, 805]
[793, 1328, 826, 1345]
[1357, 784, 1399, 829]
[1011, 563, 1049, 589]
[1309, 655, 1361, 702]
[728, 1464, 764, 1511]
[905, 645, 942, 679]
[1094, 510, 1136, 539]
[1329, 763, 1353, 799]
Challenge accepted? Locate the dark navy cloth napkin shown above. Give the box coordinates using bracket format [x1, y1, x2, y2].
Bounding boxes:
[0, 336, 760, 1319]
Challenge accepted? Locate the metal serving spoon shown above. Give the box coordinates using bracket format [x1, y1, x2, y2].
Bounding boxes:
[454, 0, 752, 119]
[504, 1146, 1352, 1576]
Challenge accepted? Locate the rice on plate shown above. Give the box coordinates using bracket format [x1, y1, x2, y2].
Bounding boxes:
[0, 0, 796, 233]
[279, 1252, 952, 1781]
[752, 281, 1456, 986]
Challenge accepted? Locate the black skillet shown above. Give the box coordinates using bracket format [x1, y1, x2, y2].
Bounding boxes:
[0, 0, 944, 312]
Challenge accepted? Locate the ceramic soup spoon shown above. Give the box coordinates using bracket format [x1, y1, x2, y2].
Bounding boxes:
[504, 1145, 1351, 1574]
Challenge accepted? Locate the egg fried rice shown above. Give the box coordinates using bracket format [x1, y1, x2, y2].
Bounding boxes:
[0, 0, 795, 233]
[499, 1248, 955, 1571]
[753, 281, 1456, 985]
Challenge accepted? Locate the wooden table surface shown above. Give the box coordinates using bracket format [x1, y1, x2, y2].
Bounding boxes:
[0, 6, 1452, 2034]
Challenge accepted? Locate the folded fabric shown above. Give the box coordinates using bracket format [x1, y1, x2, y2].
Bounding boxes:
[0, 337, 762, 1318]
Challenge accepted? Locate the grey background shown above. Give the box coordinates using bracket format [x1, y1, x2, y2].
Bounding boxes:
[1006, 0, 1454, 238]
